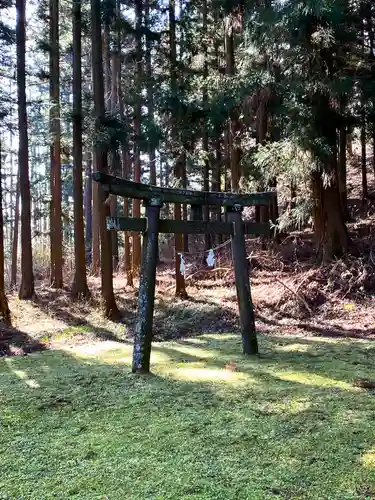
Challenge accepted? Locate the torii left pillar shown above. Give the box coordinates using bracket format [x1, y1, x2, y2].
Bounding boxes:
[132, 198, 162, 373]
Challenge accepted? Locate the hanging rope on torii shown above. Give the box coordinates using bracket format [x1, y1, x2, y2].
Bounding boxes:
[93, 172, 277, 374]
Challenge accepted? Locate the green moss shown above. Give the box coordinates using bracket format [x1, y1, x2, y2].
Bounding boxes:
[40, 325, 93, 343]
[1, 334, 375, 499]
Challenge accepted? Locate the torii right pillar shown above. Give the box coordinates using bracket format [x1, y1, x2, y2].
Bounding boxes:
[227, 204, 259, 355]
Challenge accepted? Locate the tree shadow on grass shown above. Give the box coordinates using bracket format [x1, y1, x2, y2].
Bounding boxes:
[160, 333, 375, 386]
[0, 324, 46, 356]
[257, 313, 375, 340]
[31, 293, 132, 344]
[1, 338, 375, 498]
[151, 297, 238, 340]
[32, 289, 239, 343]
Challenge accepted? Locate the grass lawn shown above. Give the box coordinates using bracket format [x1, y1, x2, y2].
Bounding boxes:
[1, 333, 375, 499]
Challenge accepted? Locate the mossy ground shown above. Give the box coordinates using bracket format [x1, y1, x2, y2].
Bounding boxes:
[1, 333, 375, 499]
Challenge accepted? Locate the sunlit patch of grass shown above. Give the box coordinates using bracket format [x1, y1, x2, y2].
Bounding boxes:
[362, 449, 375, 469]
[165, 365, 251, 385]
[272, 370, 354, 389]
[40, 325, 93, 343]
[1, 334, 375, 499]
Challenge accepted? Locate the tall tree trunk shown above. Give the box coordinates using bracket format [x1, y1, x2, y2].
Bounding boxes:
[312, 167, 349, 260]
[338, 102, 348, 220]
[122, 151, 134, 287]
[0, 139, 11, 325]
[212, 28, 222, 242]
[91, 0, 120, 318]
[110, 39, 119, 270]
[103, 23, 111, 108]
[312, 95, 350, 260]
[181, 149, 189, 253]
[11, 171, 20, 287]
[84, 152, 92, 266]
[117, 50, 134, 287]
[170, 0, 187, 298]
[212, 136, 222, 243]
[361, 118, 368, 201]
[178, 0, 189, 253]
[366, 1, 375, 182]
[145, 0, 156, 186]
[17, 0, 35, 300]
[103, 21, 119, 270]
[361, 9, 368, 201]
[347, 130, 353, 156]
[132, 0, 142, 273]
[223, 127, 231, 222]
[91, 155, 100, 275]
[255, 98, 269, 226]
[290, 181, 297, 210]
[224, 15, 240, 193]
[49, 0, 63, 288]
[202, 0, 211, 252]
[72, 0, 89, 298]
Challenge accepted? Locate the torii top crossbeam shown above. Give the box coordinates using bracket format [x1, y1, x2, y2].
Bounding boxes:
[93, 172, 276, 207]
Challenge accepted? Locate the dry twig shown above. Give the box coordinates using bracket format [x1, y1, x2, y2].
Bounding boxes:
[274, 276, 312, 314]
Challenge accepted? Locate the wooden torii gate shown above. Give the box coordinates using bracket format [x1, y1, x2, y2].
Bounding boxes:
[93, 172, 276, 374]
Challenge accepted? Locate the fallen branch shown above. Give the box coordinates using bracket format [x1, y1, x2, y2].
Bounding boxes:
[274, 276, 312, 314]
[295, 270, 316, 294]
[164, 267, 232, 293]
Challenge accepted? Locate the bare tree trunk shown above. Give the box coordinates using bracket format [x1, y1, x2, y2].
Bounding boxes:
[72, 0, 89, 298]
[290, 181, 297, 210]
[223, 127, 231, 222]
[224, 15, 240, 193]
[202, 0, 211, 252]
[212, 137, 222, 243]
[212, 29, 222, 243]
[312, 155, 349, 261]
[103, 24, 111, 108]
[122, 151, 134, 287]
[338, 108, 349, 219]
[110, 38, 119, 270]
[17, 0, 35, 300]
[347, 131, 353, 156]
[0, 138, 11, 324]
[181, 150, 189, 253]
[170, 0, 187, 298]
[117, 48, 134, 287]
[84, 152, 92, 265]
[145, 0, 156, 186]
[178, 0, 189, 254]
[103, 21, 119, 270]
[11, 171, 20, 287]
[255, 98, 269, 233]
[132, 0, 142, 273]
[49, 0, 63, 288]
[361, 120, 368, 201]
[361, 10, 368, 202]
[91, 150, 100, 275]
[91, 0, 120, 318]
[366, 1, 375, 183]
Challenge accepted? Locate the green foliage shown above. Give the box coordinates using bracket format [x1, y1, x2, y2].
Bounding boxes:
[278, 199, 314, 232]
[92, 114, 129, 154]
[253, 139, 316, 188]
